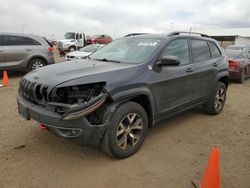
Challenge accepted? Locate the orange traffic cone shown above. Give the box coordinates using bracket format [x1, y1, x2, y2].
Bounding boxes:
[2, 70, 10, 87]
[200, 146, 221, 188]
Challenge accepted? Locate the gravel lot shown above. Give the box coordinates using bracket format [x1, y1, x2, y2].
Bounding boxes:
[0, 53, 250, 188]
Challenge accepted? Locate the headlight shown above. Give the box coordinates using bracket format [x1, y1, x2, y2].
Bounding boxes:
[48, 82, 107, 120]
[63, 44, 70, 47]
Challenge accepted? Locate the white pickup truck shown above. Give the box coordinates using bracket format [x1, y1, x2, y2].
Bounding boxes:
[57, 32, 86, 52]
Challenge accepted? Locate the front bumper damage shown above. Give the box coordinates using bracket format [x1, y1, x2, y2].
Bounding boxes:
[17, 93, 112, 146]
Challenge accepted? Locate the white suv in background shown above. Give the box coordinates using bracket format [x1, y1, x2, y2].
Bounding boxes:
[65, 44, 104, 61]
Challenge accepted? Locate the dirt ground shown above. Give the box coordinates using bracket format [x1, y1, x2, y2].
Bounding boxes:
[0, 53, 250, 188]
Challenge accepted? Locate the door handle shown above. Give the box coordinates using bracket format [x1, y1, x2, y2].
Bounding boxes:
[26, 49, 32, 51]
[213, 62, 218, 67]
[186, 68, 194, 73]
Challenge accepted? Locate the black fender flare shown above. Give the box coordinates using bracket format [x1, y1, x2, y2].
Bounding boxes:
[110, 87, 155, 126]
[215, 70, 229, 88]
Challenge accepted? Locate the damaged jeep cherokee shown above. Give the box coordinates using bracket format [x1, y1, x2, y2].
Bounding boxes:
[17, 32, 229, 158]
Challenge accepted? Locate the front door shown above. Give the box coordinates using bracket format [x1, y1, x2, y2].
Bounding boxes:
[150, 38, 196, 118]
[76, 33, 84, 48]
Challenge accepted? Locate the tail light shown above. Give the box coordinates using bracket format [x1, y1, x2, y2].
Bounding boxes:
[48, 47, 53, 52]
[229, 60, 240, 69]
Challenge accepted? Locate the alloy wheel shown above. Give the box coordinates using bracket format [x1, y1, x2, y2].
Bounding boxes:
[214, 87, 226, 111]
[241, 69, 246, 83]
[31, 61, 44, 70]
[116, 113, 143, 150]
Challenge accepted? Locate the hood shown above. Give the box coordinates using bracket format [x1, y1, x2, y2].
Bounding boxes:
[66, 51, 91, 57]
[24, 60, 140, 90]
[59, 39, 74, 43]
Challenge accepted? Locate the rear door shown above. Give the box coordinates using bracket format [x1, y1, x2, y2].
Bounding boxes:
[0, 35, 4, 67]
[3, 35, 34, 68]
[190, 39, 221, 103]
[151, 38, 196, 118]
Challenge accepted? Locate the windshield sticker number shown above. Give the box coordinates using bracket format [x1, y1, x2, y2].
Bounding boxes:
[138, 42, 158, 46]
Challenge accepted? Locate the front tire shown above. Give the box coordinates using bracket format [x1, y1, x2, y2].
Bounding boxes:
[100, 102, 148, 158]
[204, 82, 227, 115]
[69, 46, 76, 52]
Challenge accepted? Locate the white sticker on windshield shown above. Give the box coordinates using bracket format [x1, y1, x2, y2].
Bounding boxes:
[138, 42, 158, 46]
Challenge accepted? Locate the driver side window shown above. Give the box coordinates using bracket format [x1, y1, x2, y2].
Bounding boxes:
[76, 33, 82, 39]
[161, 39, 190, 65]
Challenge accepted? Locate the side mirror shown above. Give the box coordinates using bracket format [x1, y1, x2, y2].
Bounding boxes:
[157, 55, 180, 66]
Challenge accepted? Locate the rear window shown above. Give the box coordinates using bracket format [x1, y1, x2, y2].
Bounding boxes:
[4, 35, 41, 46]
[225, 51, 242, 59]
[43, 37, 53, 47]
[226, 45, 246, 51]
[208, 42, 221, 58]
[191, 39, 211, 62]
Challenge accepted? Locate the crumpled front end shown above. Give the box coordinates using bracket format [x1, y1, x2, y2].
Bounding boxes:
[17, 78, 113, 146]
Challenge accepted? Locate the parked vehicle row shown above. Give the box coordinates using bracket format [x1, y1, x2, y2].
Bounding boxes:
[1, 30, 248, 159]
[0, 33, 55, 72]
[57, 32, 112, 54]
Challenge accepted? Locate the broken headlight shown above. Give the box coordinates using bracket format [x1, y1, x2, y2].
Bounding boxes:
[48, 82, 108, 120]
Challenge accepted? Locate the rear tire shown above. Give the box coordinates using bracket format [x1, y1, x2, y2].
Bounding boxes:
[204, 82, 227, 115]
[238, 69, 246, 83]
[27, 58, 46, 72]
[100, 102, 148, 159]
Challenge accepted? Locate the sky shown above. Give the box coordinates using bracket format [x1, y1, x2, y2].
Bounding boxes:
[0, 0, 250, 40]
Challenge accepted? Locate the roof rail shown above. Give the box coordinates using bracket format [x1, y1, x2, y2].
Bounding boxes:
[168, 31, 210, 38]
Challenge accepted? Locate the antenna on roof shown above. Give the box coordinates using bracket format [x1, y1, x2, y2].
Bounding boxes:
[189, 27, 192, 35]
[21, 24, 24, 34]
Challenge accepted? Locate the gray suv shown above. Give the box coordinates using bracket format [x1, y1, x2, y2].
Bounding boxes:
[17, 31, 228, 158]
[0, 33, 55, 72]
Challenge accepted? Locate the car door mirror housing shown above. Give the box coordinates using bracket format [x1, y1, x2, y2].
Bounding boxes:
[158, 55, 181, 66]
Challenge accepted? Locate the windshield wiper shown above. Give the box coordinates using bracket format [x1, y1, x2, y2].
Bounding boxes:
[93, 58, 120, 63]
[83, 56, 90, 59]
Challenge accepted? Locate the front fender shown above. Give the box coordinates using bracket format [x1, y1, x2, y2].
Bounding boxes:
[110, 87, 155, 126]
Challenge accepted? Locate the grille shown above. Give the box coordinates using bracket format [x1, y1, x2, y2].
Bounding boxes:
[19, 78, 49, 104]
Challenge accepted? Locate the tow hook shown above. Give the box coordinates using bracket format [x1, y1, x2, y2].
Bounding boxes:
[39, 124, 48, 130]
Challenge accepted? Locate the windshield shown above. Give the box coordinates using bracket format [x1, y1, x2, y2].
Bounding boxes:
[65, 32, 76, 40]
[89, 37, 162, 64]
[80, 44, 101, 52]
[226, 45, 246, 51]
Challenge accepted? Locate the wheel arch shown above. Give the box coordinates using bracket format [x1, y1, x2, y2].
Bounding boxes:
[110, 88, 155, 127]
[27, 55, 48, 71]
[218, 76, 229, 89]
[69, 45, 77, 50]
[215, 71, 229, 89]
[27, 55, 48, 65]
